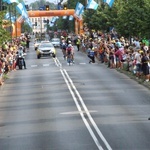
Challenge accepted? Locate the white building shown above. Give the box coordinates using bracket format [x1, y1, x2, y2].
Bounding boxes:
[30, 17, 52, 33]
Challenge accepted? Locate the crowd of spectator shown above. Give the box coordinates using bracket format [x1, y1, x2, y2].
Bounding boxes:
[73, 31, 150, 82]
[0, 33, 30, 86]
[1, 30, 150, 86]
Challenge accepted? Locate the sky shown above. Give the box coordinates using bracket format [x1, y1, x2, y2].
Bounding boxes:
[24, 0, 67, 5]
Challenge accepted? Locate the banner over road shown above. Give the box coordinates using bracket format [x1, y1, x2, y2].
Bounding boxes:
[28, 9, 75, 17]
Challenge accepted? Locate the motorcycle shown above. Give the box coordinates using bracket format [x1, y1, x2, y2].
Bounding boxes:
[17, 56, 24, 69]
[16, 53, 26, 70]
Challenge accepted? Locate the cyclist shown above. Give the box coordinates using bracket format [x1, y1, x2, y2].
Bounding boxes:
[61, 41, 67, 60]
[66, 44, 74, 65]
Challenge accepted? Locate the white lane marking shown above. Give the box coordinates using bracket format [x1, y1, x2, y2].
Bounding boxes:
[60, 69, 103, 150]
[31, 65, 38, 67]
[60, 110, 97, 115]
[53, 57, 59, 67]
[53, 57, 62, 67]
[43, 64, 50, 67]
[64, 69, 112, 150]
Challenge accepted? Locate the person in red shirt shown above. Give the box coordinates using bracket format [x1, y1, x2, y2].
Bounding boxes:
[115, 47, 125, 69]
[66, 44, 74, 65]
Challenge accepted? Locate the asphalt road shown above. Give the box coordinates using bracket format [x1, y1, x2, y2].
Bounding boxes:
[0, 39, 150, 150]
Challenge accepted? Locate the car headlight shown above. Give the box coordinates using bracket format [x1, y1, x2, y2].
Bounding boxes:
[39, 50, 43, 53]
[37, 49, 42, 53]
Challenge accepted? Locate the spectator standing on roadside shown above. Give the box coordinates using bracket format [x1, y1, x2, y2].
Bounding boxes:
[26, 35, 30, 51]
[133, 38, 141, 50]
[134, 49, 142, 79]
[114, 46, 124, 69]
[115, 39, 122, 48]
[108, 47, 115, 69]
[20, 39, 27, 53]
[98, 41, 105, 63]
[2, 42, 8, 55]
[6, 51, 13, 71]
[143, 43, 149, 53]
[0, 58, 4, 85]
[76, 37, 81, 51]
[141, 51, 150, 82]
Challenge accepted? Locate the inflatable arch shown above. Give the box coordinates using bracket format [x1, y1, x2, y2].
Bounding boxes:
[12, 9, 83, 37]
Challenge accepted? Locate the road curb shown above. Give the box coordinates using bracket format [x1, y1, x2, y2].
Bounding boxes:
[117, 69, 150, 90]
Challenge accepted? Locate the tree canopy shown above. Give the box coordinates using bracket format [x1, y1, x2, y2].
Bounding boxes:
[83, 0, 150, 39]
[0, 11, 11, 46]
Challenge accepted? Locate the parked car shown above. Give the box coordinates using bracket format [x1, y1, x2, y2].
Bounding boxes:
[36, 41, 56, 59]
[34, 39, 41, 50]
[50, 38, 61, 47]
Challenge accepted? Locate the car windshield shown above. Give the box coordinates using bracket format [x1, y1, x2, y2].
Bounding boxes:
[35, 39, 41, 43]
[39, 43, 53, 48]
[51, 39, 60, 42]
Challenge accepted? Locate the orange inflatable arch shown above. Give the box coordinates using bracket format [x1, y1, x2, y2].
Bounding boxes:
[12, 9, 83, 37]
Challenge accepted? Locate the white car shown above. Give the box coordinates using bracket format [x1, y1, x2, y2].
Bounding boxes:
[36, 41, 56, 59]
[50, 38, 60, 47]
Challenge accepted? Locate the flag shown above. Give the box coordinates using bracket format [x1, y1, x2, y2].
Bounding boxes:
[69, 15, 73, 21]
[74, 2, 84, 18]
[5, 12, 10, 19]
[86, 0, 99, 10]
[49, 22, 54, 27]
[21, 0, 26, 6]
[25, 18, 32, 28]
[5, 12, 16, 22]
[104, 0, 115, 7]
[11, 16, 16, 23]
[3, 0, 19, 4]
[16, 3, 28, 19]
[51, 17, 57, 23]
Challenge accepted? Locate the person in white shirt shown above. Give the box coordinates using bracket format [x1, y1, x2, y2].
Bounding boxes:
[133, 38, 141, 50]
[134, 50, 142, 78]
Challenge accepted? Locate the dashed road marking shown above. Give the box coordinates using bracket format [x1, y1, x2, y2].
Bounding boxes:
[31, 65, 38, 67]
[79, 63, 86, 65]
[43, 64, 50, 67]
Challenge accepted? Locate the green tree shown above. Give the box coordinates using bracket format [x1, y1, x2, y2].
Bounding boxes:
[30, 0, 56, 10]
[0, 12, 11, 46]
[83, 0, 150, 39]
